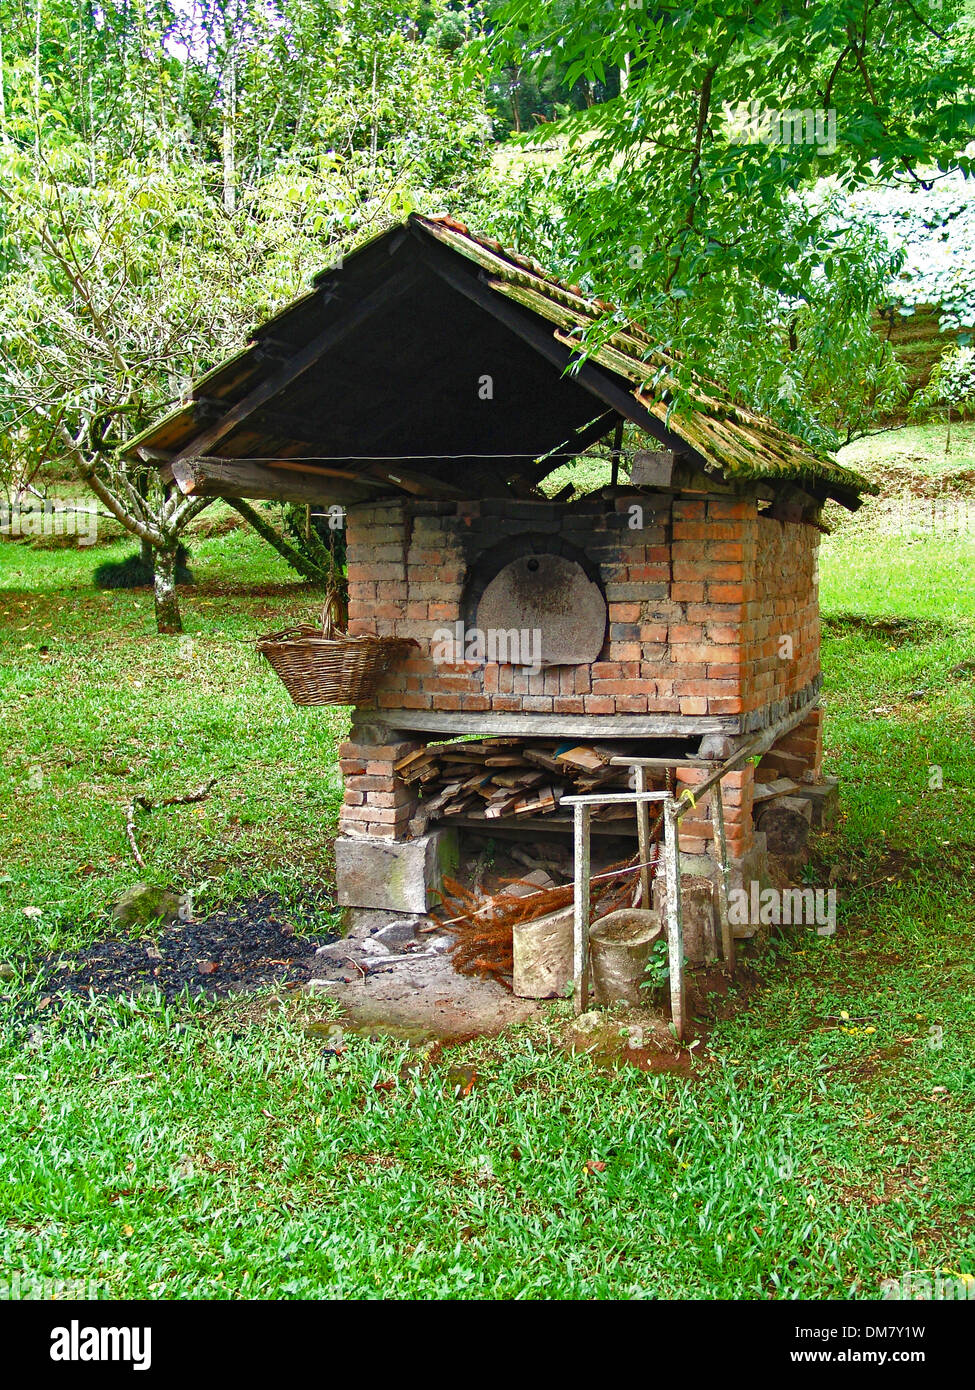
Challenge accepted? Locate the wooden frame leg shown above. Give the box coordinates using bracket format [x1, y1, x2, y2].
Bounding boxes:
[635, 765, 652, 909]
[712, 780, 736, 976]
[663, 801, 686, 1040]
[573, 802, 592, 1014]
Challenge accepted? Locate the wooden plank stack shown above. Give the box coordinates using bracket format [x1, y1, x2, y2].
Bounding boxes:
[394, 738, 662, 823]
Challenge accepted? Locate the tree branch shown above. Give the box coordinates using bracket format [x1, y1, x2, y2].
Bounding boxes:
[61, 427, 164, 547]
[168, 492, 214, 531]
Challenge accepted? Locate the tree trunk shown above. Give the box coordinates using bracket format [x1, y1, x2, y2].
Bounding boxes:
[153, 546, 182, 634]
[33, 0, 42, 156]
[225, 497, 335, 584]
[620, 53, 631, 96]
[140, 536, 154, 570]
[0, 29, 8, 139]
[222, 49, 237, 215]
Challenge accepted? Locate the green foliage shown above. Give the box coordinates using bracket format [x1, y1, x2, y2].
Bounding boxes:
[920, 345, 975, 414]
[0, 0, 494, 489]
[0, 0, 494, 623]
[908, 344, 975, 450]
[641, 937, 670, 992]
[482, 0, 975, 443]
[279, 503, 348, 595]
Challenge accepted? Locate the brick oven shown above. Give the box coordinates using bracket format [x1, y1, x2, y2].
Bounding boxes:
[128, 213, 872, 925]
[333, 487, 826, 913]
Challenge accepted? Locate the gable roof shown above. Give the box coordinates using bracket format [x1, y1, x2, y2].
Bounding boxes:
[125, 213, 873, 509]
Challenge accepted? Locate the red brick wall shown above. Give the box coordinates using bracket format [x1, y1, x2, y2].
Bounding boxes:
[739, 516, 821, 723]
[675, 764, 755, 861]
[344, 495, 821, 727]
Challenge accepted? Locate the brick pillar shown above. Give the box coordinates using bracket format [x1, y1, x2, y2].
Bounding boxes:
[338, 728, 423, 841]
[674, 763, 755, 863]
[345, 500, 409, 638]
[766, 705, 824, 783]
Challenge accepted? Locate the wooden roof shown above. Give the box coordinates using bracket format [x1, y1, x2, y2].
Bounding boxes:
[125, 214, 874, 509]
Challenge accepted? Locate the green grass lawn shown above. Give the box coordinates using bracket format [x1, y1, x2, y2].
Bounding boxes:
[0, 520, 350, 954]
[837, 418, 975, 478]
[1, 445, 974, 1300]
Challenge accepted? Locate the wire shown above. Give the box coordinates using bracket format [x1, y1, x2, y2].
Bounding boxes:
[208, 450, 634, 462]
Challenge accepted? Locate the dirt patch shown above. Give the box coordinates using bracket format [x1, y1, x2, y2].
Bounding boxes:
[813, 840, 975, 890]
[565, 1010, 695, 1075]
[834, 1164, 924, 1209]
[306, 907, 541, 1041]
[559, 958, 762, 1076]
[821, 613, 949, 645]
[15, 878, 767, 1057]
[868, 463, 975, 498]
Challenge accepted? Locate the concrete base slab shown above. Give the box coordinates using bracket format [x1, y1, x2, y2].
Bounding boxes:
[335, 830, 458, 913]
[306, 907, 539, 1040]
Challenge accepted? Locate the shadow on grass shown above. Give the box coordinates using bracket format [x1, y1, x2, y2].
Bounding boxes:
[822, 612, 954, 645]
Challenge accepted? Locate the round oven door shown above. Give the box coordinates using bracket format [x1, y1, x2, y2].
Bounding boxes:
[474, 552, 607, 667]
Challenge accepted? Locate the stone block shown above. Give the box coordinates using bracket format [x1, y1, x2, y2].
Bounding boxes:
[113, 883, 180, 928]
[335, 830, 458, 913]
[792, 777, 839, 829]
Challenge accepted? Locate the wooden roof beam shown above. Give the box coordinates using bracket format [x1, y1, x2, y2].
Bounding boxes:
[171, 456, 378, 506]
[530, 409, 622, 485]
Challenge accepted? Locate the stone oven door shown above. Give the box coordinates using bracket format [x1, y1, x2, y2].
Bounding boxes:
[468, 541, 607, 669]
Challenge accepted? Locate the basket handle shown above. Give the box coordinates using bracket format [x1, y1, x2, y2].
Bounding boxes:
[320, 588, 341, 639]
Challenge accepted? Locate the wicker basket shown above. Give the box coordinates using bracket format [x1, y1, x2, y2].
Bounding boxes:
[257, 604, 417, 707]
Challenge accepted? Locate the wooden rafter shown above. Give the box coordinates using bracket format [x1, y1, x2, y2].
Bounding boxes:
[169, 263, 423, 466]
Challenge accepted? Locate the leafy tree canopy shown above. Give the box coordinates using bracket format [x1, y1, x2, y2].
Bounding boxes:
[481, 0, 975, 442]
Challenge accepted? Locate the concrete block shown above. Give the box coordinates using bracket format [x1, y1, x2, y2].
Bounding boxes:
[793, 777, 839, 829]
[335, 830, 458, 913]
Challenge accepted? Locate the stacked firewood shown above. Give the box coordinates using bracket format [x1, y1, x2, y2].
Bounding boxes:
[394, 738, 661, 822]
